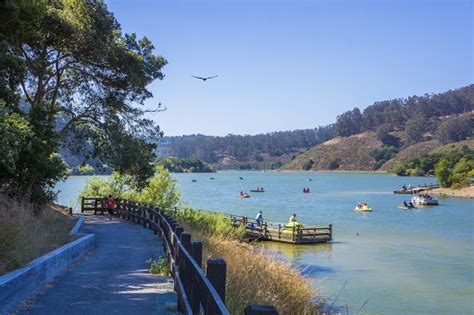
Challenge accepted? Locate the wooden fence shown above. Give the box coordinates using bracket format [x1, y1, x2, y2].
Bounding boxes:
[81, 197, 278, 315]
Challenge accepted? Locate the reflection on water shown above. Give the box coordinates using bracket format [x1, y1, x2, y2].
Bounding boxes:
[55, 171, 474, 314]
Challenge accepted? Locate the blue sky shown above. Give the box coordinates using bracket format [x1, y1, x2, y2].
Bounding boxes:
[107, 0, 472, 136]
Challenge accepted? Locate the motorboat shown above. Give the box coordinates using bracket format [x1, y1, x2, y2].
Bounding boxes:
[411, 194, 438, 205]
[239, 193, 250, 198]
[250, 188, 265, 192]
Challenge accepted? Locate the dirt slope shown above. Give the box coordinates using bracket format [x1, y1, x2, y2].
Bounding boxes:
[282, 132, 383, 171]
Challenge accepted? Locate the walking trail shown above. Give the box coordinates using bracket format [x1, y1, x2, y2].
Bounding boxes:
[16, 215, 177, 315]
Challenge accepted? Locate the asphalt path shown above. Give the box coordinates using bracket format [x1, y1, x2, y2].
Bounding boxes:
[16, 215, 176, 315]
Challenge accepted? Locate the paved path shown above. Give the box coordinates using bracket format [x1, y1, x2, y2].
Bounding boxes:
[16, 216, 176, 315]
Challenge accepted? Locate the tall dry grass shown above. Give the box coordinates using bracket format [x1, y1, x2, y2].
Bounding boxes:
[0, 194, 75, 275]
[176, 220, 322, 315]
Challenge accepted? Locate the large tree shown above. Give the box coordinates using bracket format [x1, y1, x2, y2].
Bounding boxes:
[0, 0, 166, 202]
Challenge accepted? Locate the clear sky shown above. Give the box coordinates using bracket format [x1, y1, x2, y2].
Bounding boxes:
[106, 0, 473, 136]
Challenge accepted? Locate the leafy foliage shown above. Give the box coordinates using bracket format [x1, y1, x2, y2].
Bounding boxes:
[0, 0, 166, 204]
[392, 146, 474, 187]
[172, 208, 245, 240]
[146, 257, 170, 276]
[79, 166, 180, 209]
[369, 146, 399, 170]
[334, 85, 474, 138]
[156, 157, 214, 173]
[436, 115, 473, 144]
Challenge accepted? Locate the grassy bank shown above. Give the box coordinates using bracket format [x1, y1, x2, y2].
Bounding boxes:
[0, 195, 75, 275]
[172, 208, 321, 314]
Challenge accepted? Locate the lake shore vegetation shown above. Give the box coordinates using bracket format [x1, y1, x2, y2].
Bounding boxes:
[170, 208, 321, 314]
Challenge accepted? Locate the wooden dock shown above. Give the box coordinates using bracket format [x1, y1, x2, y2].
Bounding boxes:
[393, 183, 439, 194]
[229, 216, 332, 244]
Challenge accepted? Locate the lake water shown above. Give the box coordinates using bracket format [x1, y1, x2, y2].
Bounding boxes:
[55, 171, 474, 314]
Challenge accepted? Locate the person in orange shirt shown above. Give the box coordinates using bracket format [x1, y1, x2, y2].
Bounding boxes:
[105, 195, 116, 220]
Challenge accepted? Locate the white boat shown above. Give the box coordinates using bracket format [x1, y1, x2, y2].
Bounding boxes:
[411, 194, 438, 205]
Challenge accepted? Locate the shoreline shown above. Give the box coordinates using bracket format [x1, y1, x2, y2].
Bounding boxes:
[429, 186, 474, 199]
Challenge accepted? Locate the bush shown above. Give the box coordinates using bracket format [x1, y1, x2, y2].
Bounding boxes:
[302, 159, 315, 171]
[146, 257, 170, 276]
[392, 162, 408, 176]
[79, 166, 180, 209]
[172, 208, 245, 240]
[328, 159, 340, 170]
[436, 115, 473, 144]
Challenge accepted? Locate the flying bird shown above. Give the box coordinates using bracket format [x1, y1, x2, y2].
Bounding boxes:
[191, 75, 218, 82]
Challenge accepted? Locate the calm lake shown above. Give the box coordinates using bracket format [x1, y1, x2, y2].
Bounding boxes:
[55, 171, 473, 314]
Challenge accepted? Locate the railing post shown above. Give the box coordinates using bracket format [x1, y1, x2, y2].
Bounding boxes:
[181, 232, 192, 252]
[244, 305, 279, 315]
[191, 241, 203, 268]
[68, 207, 73, 216]
[81, 197, 85, 213]
[206, 258, 226, 303]
[142, 207, 147, 228]
[190, 240, 203, 314]
[329, 224, 333, 240]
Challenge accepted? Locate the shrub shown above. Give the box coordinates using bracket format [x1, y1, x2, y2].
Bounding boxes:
[302, 159, 315, 171]
[328, 159, 340, 170]
[146, 257, 170, 276]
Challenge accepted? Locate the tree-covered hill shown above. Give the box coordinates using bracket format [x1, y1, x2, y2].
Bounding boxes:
[158, 85, 473, 170]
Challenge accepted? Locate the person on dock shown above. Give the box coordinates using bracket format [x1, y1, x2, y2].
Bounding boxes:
[289, 213, 297, 223]
[255, 211, 263, 227]
[106, 195, 116, 220]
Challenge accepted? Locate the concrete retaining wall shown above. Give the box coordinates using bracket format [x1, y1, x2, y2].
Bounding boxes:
[0, 216, 95, 314]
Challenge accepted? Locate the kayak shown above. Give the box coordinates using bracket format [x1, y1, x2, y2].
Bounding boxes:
[239, 194, 250, 198]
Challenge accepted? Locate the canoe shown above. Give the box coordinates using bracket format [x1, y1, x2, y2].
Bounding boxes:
[250, 189, 265, 193]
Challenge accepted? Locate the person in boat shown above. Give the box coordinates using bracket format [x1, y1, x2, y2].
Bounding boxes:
[403, 200, 408, 207]
[357, 202, 363, 209]
[255, 211, 263, 227]
[408, 201, 414, 208]
[402, 184, 407, 190]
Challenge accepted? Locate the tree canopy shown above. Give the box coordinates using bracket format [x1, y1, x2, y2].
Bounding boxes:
[0, 0, 166, 204]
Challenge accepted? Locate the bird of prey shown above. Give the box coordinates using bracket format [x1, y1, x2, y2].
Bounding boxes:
[191, 75, 218, 81]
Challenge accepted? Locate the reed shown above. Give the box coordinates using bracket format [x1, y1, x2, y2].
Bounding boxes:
[169, 208, 321, 314]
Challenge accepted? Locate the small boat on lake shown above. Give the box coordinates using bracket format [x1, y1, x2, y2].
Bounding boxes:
[239, 177, 244, 180]
[239, 192, 250, 198]
[191, 179, 197, 182]
[411, 194, 438, 205]
[250, 188, 265, 193]
[354, 202, 372, 212]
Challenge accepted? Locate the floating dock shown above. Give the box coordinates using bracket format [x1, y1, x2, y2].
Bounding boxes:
[230, 217, 332, 244]
[393, 183, 439, 194]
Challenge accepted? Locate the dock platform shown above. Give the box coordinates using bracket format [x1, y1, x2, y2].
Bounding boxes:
[393, 183, 439, 194]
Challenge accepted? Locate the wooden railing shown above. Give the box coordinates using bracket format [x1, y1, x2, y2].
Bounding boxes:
[81, 197, 278, 315]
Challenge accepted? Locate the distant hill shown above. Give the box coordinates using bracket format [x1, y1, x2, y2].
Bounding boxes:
[155, 85, 473, 171]
[283, 132, 383, 171]
[156, 126, 336, 170]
